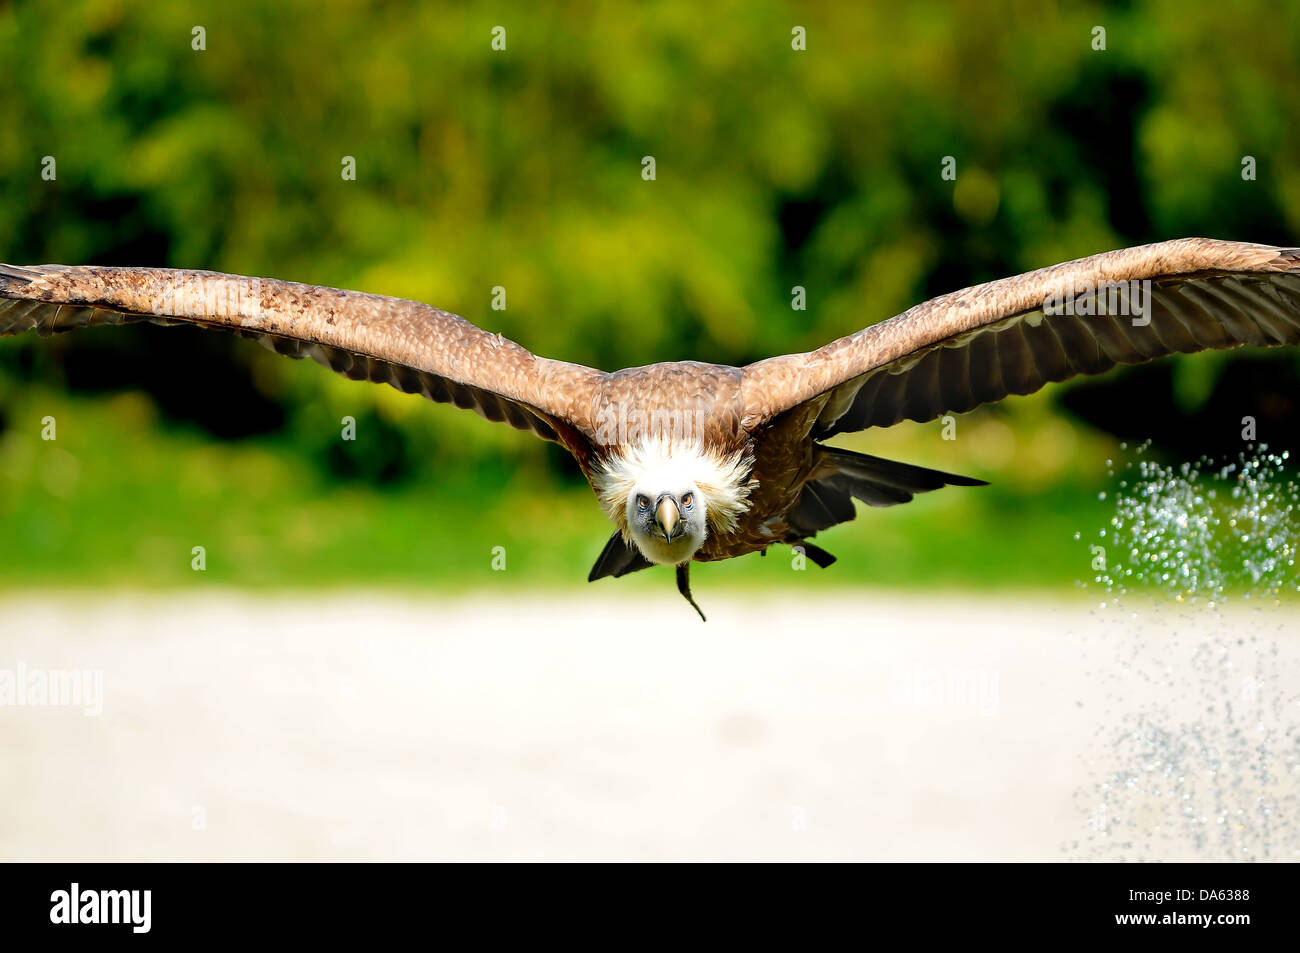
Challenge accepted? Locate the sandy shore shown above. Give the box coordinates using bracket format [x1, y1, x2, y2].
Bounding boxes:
[1, 590, 1296, 861]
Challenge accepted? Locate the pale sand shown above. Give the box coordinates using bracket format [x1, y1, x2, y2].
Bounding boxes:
[0, 591, 1295, 861]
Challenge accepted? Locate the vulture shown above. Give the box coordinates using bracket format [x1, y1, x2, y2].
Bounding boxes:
[2, 238, 1298, 619]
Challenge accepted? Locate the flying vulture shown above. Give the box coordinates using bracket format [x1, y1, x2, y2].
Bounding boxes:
[2, 238, 1298, 618]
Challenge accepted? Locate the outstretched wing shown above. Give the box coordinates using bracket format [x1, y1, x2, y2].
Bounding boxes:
[740, 238, 1300, 436]
[0, 264, 605, 443]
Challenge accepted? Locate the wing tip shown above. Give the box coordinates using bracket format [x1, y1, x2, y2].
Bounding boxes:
[1273, 247, 1300, 270]
[588, 531, 654, 582]
[0, 263, 71, 294]
[0, 263, 39, 289]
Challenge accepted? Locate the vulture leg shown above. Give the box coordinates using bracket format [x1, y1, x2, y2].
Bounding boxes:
[675, 563, 707, 622]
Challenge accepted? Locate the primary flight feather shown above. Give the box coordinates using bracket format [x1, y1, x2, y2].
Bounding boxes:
[3, 237, 1298, 618]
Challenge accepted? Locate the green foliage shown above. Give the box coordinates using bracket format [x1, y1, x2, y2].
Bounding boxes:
[1, 1, 1298, 590]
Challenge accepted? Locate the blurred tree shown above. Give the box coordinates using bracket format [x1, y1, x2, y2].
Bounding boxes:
[1, 0, 1298, 481]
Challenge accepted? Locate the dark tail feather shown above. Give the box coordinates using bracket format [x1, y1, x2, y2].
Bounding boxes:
[818, 446, 985, 508]
[787, 446, 985, 540]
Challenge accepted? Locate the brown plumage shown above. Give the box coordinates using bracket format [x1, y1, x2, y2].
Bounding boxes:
[3, 237, 1299, 618]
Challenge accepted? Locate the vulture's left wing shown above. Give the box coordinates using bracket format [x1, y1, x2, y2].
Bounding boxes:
[0, 264, 604, 442]
[741, 239, 1300, 436]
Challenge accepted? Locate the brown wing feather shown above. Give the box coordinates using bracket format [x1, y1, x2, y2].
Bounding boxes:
[0, 264, 604, 443]
[740, 238, 1300, 436]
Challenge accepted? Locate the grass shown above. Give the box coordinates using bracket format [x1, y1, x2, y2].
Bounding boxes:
[0, 384, 1146, 595]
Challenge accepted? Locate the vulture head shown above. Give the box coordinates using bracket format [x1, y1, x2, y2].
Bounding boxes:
[594, 437, 754, 567]
[626, 470, 707, 566]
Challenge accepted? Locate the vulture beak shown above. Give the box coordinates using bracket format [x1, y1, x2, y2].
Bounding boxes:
[655, 496, 680, 542]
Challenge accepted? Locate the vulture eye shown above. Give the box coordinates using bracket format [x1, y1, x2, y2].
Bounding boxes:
[636, 495, 649, 510]
[682, 493, 694, 508]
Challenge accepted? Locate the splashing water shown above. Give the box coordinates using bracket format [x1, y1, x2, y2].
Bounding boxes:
[1068, 615, 1300, 861]
[1068, 443, 1300, 861]
[1078, 442, 1300, 603]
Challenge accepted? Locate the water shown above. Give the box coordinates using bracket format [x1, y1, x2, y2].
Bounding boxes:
[1068, 443, 1300, 861]
[1078, 442, 1299, 604]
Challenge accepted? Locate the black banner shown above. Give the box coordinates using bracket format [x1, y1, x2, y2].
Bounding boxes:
[0, 863, 1288, 941]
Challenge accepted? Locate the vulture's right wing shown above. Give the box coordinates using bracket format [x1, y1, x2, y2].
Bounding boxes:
[0, 263, 605, 443]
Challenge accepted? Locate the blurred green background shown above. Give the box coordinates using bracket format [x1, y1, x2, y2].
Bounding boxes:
[1, 0, 1298, 593]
